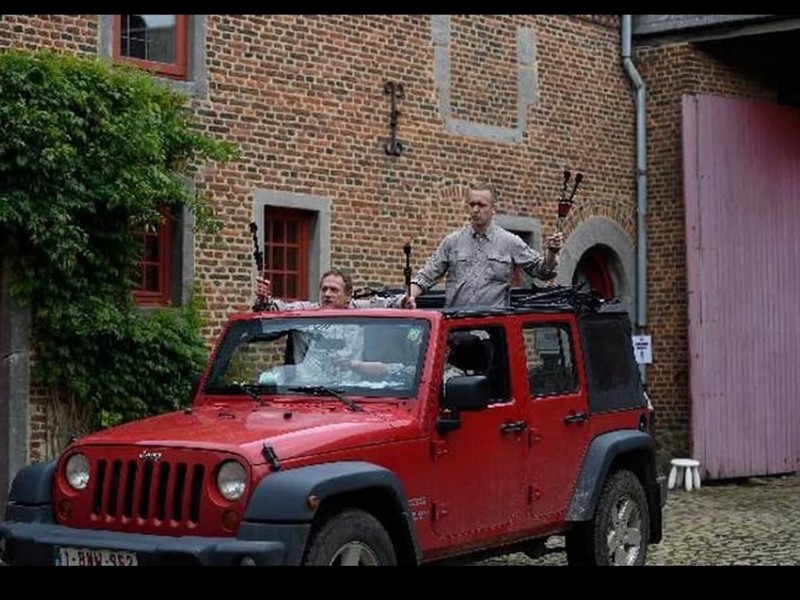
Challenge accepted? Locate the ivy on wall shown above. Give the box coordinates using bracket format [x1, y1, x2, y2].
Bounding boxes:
[0, 50, 237, 434]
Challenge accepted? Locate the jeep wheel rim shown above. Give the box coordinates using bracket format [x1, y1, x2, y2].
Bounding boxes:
[329, 541, 380, 566]
[605, 496, 642, 566]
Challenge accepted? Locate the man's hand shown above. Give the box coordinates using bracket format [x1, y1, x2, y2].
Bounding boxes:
[546, 231, 564, 254]
[401, 294, 416, 309]
[256, 276, 272, 301]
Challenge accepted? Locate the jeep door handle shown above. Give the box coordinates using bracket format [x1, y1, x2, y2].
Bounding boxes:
[563, 412, 588, 424]
[500, 420, 527, 434]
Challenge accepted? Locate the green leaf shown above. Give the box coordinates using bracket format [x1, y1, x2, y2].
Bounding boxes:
[1, 50, 234, 431]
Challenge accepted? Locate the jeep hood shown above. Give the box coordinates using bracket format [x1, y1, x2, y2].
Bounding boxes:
[77, 402, 416, 464]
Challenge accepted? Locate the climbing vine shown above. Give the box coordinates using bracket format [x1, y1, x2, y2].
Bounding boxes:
[0, 50, 237, 438]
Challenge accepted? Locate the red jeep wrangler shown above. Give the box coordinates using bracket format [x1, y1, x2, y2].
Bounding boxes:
[1, 286, 666, 566]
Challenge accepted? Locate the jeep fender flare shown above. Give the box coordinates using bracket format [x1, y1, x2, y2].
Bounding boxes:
[5, 460, 57, 523]
[566, 430, 657, 522]
[243, 461, 422, 563]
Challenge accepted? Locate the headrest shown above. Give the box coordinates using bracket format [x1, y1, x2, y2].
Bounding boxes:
[447, 332, 489, 374]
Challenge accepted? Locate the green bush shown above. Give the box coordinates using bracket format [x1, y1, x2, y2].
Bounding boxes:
[0, 50, 236, 430]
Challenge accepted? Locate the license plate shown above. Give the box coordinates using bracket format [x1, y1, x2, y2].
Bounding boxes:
[56, 546, 138, 566]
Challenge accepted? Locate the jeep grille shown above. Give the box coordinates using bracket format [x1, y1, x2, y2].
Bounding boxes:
[91, 458, 205, 525]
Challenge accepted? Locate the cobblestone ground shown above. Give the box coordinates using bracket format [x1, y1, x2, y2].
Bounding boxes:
[475, 472, 800, 566]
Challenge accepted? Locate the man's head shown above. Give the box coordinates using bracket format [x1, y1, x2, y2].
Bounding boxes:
[318, 269, 353, 308]
[468, 186, 496, 232]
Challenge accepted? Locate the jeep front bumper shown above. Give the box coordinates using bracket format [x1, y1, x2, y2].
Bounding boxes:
[0, 519, 310, 566]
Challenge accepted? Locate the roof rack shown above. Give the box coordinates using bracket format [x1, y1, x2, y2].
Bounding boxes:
[354, 283, 622, 316]
[509, 283, 604, 312]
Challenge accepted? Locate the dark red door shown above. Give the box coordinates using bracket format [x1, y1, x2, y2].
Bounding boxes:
[573, 245, 614, 299]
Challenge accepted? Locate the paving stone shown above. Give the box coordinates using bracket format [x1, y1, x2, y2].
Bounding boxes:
[475, 472, 800, 566]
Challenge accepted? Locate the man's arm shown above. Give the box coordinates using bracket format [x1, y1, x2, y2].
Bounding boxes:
[409, 235, 453, 299]
[334, 357, 414, 380]
[511, 236, 559, 281]
[253, 276, 319, 311]
[513, 232, 562, 280]
[352, 294, 409, 309]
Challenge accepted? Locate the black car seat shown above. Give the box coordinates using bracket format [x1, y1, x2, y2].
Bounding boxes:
[447, 332, 490, 375]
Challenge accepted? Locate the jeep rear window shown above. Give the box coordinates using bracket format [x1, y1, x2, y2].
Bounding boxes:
[579, 315, 645, 412]
[205, 317, 429, 399]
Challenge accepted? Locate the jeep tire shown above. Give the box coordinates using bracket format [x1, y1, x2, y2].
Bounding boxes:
[565, 469, 650, 566]
[303, 509, 397, 566]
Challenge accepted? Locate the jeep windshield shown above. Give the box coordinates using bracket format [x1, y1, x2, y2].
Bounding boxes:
[204, 316, 429, 400]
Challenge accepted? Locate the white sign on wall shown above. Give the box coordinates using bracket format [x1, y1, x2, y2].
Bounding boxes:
[632, 335, 652, 365]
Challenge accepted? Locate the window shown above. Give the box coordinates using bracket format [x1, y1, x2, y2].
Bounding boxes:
[493, 215, 542, 288]
[113, 15, 188, 80]
[444, 327, 509, 403]
[523, 323, 577, 397]
[133, 210, 172, 306]
[508, 229, 532, 286]
[264, 209, 312, 301]
[578, 315, 645, 413]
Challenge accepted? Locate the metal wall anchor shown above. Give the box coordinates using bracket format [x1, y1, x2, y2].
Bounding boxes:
[384, 80, 404, 156]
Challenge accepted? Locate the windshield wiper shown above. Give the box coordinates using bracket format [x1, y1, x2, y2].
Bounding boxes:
[228, 382, 272, 406]
[287, 386, 363, 412]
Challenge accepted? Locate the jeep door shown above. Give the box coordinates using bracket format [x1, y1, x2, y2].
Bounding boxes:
[426, 323, 527, 543]
[515, 316, 591, 524]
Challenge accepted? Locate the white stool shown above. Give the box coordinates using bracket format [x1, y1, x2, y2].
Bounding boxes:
[668, 458, 701, 491]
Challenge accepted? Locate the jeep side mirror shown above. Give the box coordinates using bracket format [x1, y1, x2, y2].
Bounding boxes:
[442, 375, 490, 411]
[436, 376, 491, 434]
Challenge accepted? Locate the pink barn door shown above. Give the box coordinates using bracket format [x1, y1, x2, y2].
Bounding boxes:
[683, 94, 800, 479]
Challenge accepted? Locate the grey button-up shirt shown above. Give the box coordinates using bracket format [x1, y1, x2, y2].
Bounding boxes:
[411, 222, 556, 308]
[267, 294, 406, 311]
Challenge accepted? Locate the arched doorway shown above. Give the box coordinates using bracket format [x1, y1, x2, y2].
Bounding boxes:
[573, 244, 616, 300]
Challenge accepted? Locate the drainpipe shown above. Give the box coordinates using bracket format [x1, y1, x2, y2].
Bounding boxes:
[621, 15, 648, 383]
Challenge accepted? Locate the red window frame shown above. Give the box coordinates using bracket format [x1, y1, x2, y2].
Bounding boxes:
[133, 210, 172, 306]
[264, 209, 311, 301]
[113, 15, 189, 80]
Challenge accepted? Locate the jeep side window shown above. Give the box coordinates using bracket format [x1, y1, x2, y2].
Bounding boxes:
[443, 327, 509, 404]
[522, 323, 577, 397]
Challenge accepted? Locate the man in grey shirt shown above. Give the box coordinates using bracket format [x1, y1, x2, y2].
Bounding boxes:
[253, 269, 410, 311]
[252, 269, 412, 384]
[409, 186, 563, 308]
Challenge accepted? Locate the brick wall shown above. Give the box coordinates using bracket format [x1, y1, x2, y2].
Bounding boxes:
[0, 14, 97, 55]
[188, 14, 638, 339]
[5, 15, 775, 464]
[0, 14, 645, 462]
[637, 42, 775, 459]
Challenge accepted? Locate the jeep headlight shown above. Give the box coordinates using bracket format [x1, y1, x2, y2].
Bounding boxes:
[65, 453, 90, 491]
[216, 460, 247, 501]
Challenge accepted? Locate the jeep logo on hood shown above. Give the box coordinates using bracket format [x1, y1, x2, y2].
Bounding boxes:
[139, 450, 162, 462]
